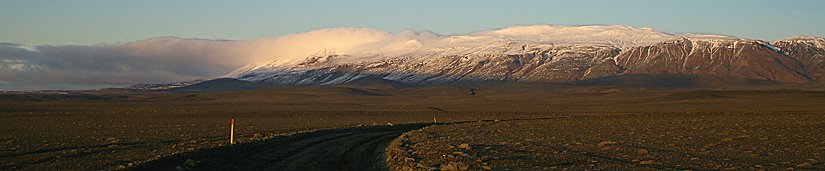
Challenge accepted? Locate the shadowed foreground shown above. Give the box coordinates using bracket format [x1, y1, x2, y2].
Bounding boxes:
[3, 86, 825, 170]
[131, 124, 430, 171]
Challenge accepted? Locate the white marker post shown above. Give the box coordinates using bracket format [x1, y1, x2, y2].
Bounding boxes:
[230, 118, 235, 145]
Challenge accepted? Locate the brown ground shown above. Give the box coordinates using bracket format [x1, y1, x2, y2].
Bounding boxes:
[1, 85, 825, 170]
[387, 113, 825, 170]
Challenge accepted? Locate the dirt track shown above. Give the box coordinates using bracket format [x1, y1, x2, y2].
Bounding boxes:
[132, 124, 430, 171]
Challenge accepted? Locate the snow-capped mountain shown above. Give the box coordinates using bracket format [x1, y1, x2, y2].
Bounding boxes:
[215, 25, 824, 86]
[617, 37, 810, 83]
[773, 36, 825, 82]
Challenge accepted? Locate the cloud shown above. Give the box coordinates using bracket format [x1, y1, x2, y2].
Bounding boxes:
[238, 28, 395, 66]
[1, 41, 229, 88]
[0, 27, 442, 90]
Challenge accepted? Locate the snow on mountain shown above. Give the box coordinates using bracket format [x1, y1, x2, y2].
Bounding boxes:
[617, 37, 811, 83]
[114, 24, 825, 88]
[773, 36, 825, 82]
[227, 25, 778, 84]
[775, 36, 825, 50]
[473, 25, 676, 48]
[229, 25, 702, 75]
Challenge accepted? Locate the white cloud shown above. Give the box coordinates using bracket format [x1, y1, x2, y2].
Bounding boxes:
[0, 27, 439, 90]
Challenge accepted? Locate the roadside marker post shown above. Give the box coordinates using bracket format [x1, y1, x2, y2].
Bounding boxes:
[230, 118, 235, 145]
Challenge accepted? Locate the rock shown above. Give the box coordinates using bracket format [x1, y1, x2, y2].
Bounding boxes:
[458, 143, 471, 150]
[404, 157, 415, 162]
[252, 132, 262, 139]
[387, 122, 394, 126]
[106, 137, 119, 144]
[639, 160, 655, 165]
[458, 162, 469, 170]
[116, 165, 127, 170]
[183, 159, 198, 168]
[721, 137, 734, 142]
[636, 149, 649, 155]
[797, 162, 812, 168]
[597, 141, 617, 148]
[440, 162, 458, 171]
[479, 156, 489, 162]
[453, 151, 469, 157]
[416, 163, 431, 169]
[481, 165, 492, 170]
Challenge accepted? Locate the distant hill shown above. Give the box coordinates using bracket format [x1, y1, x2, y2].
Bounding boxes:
[335, 75, 416, 89]
[166, 78, 280, 92]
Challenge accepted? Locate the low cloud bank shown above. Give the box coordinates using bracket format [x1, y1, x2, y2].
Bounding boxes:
[0, 28, 442, 90]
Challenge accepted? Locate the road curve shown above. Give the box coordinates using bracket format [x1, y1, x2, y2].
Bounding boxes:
[132, 124, 430, 171]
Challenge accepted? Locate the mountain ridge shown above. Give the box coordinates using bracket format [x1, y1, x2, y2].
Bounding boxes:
[122, 25, 825, 90]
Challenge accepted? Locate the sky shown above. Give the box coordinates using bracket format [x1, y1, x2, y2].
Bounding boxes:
[1, 0, 824, 90]
[3, 0, 824, 45]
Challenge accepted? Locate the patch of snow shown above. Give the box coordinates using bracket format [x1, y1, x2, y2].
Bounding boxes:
[228, 24, 762, 79]
[776, 36, 825, 49]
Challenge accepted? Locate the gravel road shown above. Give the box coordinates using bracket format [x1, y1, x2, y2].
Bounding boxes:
[132, 124, 431, 171]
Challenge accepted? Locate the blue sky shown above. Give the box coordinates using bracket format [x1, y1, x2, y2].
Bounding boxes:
[2, 0, 824, 45]
[1, 0, 825, 90]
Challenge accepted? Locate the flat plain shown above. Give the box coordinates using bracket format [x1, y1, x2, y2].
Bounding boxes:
[2, 84, 825, 170]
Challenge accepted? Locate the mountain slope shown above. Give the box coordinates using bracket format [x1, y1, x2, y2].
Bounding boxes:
[173, 25, 825, 88]
[773, 36, 825, 82]
[167, 78, 277, 92]
[616, 38, 810, 83]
